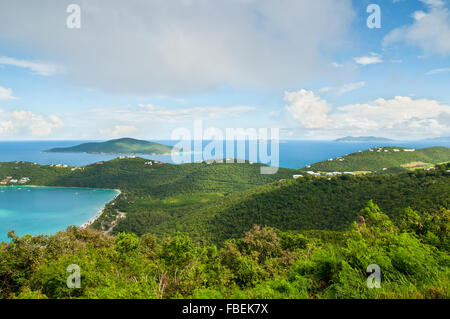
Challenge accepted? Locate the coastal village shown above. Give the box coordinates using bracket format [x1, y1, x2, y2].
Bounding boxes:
[0, 176, 30, 185]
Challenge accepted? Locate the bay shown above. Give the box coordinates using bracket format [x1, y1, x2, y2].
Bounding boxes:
[0, 186, 118, 242]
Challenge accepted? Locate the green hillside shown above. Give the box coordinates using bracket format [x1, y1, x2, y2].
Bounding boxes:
[1, 158, 449, 299]
[1, 201, 449, 299]
[301, 146, 450, 173]
[0, 158, 297, 234]
[0, 158, 295, 195]
[44, 138, 176, 155]
[134, 163, 450, 243]
[1, 157, 449, 245]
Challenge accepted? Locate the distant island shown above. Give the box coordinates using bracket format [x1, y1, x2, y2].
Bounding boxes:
[44, 138, 178, 155]
[421, 136, 450, 142]
[334, 136, 395, 142]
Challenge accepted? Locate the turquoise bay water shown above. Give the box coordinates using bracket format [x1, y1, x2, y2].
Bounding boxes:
[0, 186, 118, 242]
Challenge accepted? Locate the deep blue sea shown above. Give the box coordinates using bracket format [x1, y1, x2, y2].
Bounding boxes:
[0, 140, 448, 169]
[0, 186, 118, 242]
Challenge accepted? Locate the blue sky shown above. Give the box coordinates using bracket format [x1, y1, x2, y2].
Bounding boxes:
[0, 0, 449, 140]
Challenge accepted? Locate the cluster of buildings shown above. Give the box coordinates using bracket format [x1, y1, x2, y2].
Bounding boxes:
[368, 147, 415, 152]
[293, 171, 357, 179]
[49, 163, 84, 171]
[0, 176, 30, 185]
[145, 160, 165, 165]
[119, 155, 136, 159]
[50, 164, 68, 168]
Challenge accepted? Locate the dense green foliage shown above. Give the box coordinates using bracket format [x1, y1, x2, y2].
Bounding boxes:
[1, 202, 448, 299]
[45, 138, 175, 154]
[302, 146, 450, 172]
[128, 163, 450, 243]
[0, 158, 295, 195]
[1, 158, 449, 246]
[0, 150, 449, 299]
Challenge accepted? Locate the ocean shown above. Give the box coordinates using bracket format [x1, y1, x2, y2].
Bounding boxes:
[0, 140, 448, 169]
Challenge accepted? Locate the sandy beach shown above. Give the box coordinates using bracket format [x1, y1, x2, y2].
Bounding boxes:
[80, 189, 122, 229]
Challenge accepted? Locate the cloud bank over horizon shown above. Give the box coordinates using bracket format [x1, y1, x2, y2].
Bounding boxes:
[285, 89, 450, 139]
[0, 0, 449, 140]
[0, 0, 354, 95]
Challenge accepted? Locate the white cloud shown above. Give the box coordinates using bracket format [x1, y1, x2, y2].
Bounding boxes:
[0, 56, 61, 76]
[331, 62, 344, 68]
[286, 90, 450, 138]
[383, 3, 450, 55]
[420, 0, 445, 8]
[92, 104, 257, 124]
[426, 68, 450, 75]
[0, 86, 17, 100]
[354, 53, 383, 66]
[0, 0, 354, 94]
[0, 109, 64, 136]
[284, 90, 331, 129]
[100, 125, 137, 137]
[319, 81, 365, 95]
[338, 82, 366, 94]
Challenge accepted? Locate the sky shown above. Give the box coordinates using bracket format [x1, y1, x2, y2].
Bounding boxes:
[0, 0, 449, 140]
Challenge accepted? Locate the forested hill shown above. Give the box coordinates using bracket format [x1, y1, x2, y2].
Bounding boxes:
[0, 157, 296, 196]
[133, 163, 450, 243]
[1, 156, 449, 246]
[44, 138, 176, 155]
[300, 146, 450, 172]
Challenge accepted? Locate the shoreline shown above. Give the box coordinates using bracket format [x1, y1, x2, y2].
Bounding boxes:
[80, 189, 121, 229]
[0, 184, 119, 191]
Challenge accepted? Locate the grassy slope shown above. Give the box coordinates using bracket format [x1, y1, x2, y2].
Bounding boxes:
[301, 146, 450, 172]
[45, 138, 175, 154]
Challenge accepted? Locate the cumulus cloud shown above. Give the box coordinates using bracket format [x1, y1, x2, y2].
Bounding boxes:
[354, 53, 383, 66]
[285, 89, 450, 138]
[0, 109, 64, 136]
[284, 90, 331, 129]
[0, 56, 61, 76]
[0, 0, 354, 95]
[0, 86, 17, 100]
[383, 1, 450, 55]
